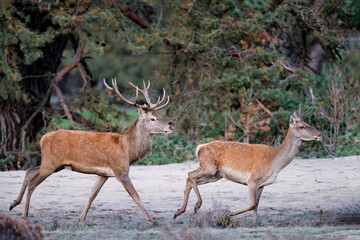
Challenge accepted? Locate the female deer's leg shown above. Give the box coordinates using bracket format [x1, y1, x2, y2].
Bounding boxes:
[174, 166, 218, 218]
[80, 176, 108, 223]
[253, 186, 264, 224]
[174, 178, 192, 219]
[228, 182, 257, 217]
[10, 167, 40, 210]
[193, 172, 222, 212]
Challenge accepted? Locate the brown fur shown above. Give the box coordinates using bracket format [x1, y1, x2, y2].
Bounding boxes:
[112, 135, 120, 144]
[174, 113, 323, 224]
[10, 109, 173, 224]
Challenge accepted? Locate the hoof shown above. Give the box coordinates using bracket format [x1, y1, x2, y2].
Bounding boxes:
[147, 219, 156, 226]
[9, 205, 14, 211]
[21, 217, 30, 223]
[79, 219, 87, 225]
[174, 209, 181, 219]
[194, 207, 199, 213]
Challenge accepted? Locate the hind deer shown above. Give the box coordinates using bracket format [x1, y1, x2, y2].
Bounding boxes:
[174, 111, 323, 224]
[10, 78, 173, 224]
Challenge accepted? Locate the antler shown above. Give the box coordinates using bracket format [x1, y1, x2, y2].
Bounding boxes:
[103, 78, 170, 110]
[103, 78, 138, 106]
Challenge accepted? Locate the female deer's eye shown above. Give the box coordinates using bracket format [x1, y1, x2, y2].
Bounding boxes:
[151, 118, 156, 122]
[300, 126, 305, 129]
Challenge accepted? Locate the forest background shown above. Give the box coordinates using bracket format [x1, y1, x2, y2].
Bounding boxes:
[0, 0, 359, 170]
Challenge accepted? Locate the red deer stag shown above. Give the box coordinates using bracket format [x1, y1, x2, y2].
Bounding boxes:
[174, 111, 323, 224]
[10, 78, 173, 224]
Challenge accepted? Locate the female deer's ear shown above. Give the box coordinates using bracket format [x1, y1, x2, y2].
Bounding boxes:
[289, 114, 297, 128]
[293, 111, 300, 120]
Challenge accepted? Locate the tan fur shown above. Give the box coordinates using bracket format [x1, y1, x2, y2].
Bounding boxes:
[10, 82, 173, 224]
[174, 112, 323, 224]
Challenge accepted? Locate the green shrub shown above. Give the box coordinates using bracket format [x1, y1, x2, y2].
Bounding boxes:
[136, 135, 197, 165]
[0, 155, 15, 171]
[336, 132, 360, 157]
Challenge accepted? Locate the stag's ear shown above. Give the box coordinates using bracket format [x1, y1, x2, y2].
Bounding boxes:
[136, 107, 147, 119]
[293, 111, 301, 120]
[289, 114, 297, 128]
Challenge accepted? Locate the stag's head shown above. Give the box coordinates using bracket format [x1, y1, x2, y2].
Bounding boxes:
[289, 111, 323, 141]
[103, 78, 174, 135]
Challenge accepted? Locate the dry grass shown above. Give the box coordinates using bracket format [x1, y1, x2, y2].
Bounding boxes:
[24, 201, 360, 240]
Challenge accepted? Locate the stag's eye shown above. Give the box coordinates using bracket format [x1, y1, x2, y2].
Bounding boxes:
[150, 118, 156, 122]
[300, 126, 305, 129]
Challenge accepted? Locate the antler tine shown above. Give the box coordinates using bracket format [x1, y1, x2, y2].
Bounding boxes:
[123, 80, 169, 110]
[147, 87, 166, 110]
[141, 80, 153, 107]
[135, 85, 139, 104]
[130, 83, 139, 105]
[154, 95, 170, 111]
[127, 82, 142, 106]
[128, 82, 152, 109]
[142, 80, 150, 90]
[159, 88, 166, 104]
[103, 78, 113, 90]
[110, 78, 136, 106]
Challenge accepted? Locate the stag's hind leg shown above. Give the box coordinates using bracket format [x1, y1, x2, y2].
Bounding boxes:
[22, 167, 54, 218]
[10, 167, 40, 211]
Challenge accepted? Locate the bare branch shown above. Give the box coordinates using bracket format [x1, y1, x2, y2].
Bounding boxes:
[319, 107, 332, 122]
[280, 61, 296, 73]
[52, 82, 76, 126]
[51, 42, 85, 125]
[55, 43, 84, 83]
[308, 86, 317, 105]
[121, 7, 151, 29]
[112, 1, 151, 29]
[77, 63, 87, 89]
[255, 99, 273, 116]
[280, 73, 298, 84]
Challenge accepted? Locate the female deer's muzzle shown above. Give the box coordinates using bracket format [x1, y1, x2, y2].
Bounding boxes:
[315, 132, 324, 141]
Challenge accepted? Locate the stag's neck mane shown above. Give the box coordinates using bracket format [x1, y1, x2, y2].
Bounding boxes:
[126, 119, 153, 164]
[270, 127, 302, 172]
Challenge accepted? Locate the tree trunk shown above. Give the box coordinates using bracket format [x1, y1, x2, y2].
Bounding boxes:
[0, 2, 68, 167]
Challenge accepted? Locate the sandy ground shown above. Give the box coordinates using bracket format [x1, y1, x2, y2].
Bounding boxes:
[0, 156, 360, 238]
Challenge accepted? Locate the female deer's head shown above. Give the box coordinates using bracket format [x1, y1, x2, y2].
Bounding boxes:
[289, 111, 323, 141]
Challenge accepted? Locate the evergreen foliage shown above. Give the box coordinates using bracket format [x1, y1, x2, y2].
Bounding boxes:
[0, 0, 359, 169]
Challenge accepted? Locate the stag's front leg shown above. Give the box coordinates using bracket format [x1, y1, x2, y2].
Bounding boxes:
[80, 176, 108, 223]
[115, 171, 151, 223]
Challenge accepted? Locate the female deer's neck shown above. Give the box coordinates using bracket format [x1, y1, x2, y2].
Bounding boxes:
[271, 128, 302, 171]
[127, 120, 152, 164]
